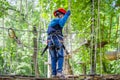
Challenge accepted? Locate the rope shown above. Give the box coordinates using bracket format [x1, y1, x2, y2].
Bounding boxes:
[25, 0, 30, 57]
[116, 16, 119, 51]
[31, 0, 35, 76]
[118, 16, 120, 74]
[38, 1, 47, 77]
[38, 1, 42, 77]
[67, 0, 75, 79]
[20, 0, 22, 13]
[0, 27, 47, 33]
[118, 16, 120, 51]
[0, 26, 92, 35]
[68, 0, 71, 10]
[97, 0, 102, 75]
[116, 16, 120, 74]
[15, 0, 23, 75]
[2, 15, 5, 74]
[90, 0, 96, 75]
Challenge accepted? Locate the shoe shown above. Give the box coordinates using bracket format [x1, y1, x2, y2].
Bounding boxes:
[56, 73, 65, 79]
[52, 75, 56, 78]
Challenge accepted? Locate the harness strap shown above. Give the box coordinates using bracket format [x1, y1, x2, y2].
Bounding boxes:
[48, 30, 62, 35]
[48, 32, 63, 50]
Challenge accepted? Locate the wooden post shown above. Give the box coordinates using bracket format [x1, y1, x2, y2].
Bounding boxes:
[47, 51, 51, 78]
[64, 55, 73, 75]
[32, 26, 39, 77]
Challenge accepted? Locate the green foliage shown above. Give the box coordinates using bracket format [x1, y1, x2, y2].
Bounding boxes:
[0, 0, 11, 17]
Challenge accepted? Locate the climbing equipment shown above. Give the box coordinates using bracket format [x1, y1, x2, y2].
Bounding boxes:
[41, 31, 69, 56]
[41, 44, 69, 56]
[8, 28, 21, 44]
[8, 28, 16, 38]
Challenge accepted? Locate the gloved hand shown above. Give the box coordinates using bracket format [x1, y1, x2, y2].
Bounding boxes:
[66, 10, 71, 16]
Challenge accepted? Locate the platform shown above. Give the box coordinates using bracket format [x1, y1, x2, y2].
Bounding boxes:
[0, 74, 120, 80]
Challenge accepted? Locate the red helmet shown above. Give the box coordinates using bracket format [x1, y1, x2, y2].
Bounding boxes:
[53, 8, 66, 17]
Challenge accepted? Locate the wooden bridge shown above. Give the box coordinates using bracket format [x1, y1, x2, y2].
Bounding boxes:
[0, 74, 120, 80]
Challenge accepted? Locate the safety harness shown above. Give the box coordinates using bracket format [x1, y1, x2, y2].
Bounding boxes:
[41, 24, 69, 56]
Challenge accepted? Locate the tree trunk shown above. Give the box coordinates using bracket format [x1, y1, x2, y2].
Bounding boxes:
[32, 26, 39, 77]
[64, 55, 73, 75]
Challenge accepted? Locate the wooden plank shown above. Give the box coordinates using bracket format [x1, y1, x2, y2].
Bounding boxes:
[0, 74, 120, 80]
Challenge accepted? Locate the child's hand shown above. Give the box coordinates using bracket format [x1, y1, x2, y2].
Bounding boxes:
[66, 10, 71, 16]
